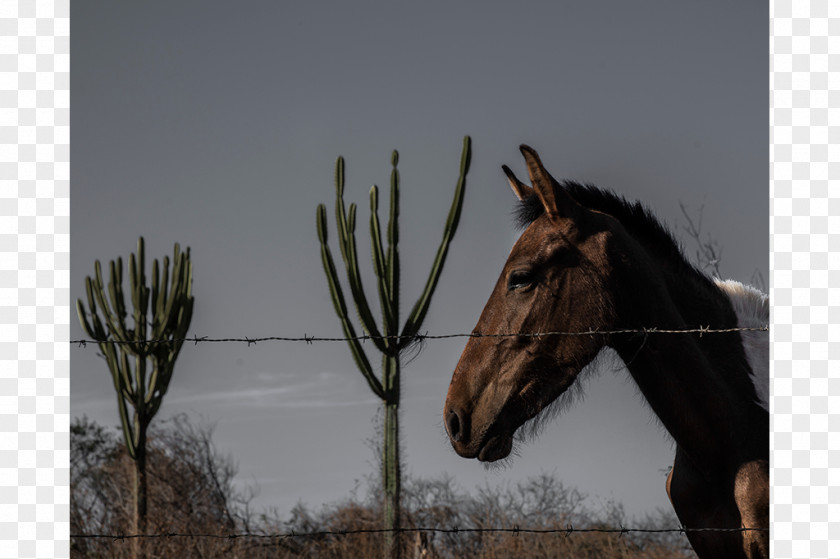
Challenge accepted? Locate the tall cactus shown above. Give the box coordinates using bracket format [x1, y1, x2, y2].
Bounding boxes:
[76, 237, 194, 556]
[316, 137, 471, 559]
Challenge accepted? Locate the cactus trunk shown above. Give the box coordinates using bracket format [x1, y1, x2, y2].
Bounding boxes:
[383, 355, 401, 559]
[133, 428, 148, 559]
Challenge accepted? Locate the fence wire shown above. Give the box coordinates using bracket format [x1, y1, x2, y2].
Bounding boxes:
[70, 325, 768, 348]
[72, 524, 768, 542]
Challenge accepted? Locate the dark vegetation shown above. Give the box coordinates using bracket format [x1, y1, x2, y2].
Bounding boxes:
[71, 415, 694, 558]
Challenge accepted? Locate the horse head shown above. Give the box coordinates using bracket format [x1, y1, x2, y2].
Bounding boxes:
[443, 145, 624, 462]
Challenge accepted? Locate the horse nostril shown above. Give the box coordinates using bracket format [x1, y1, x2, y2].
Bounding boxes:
[446, 409, 462, 442]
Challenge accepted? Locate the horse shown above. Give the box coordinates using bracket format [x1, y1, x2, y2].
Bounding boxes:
[443, 145, 769, 559]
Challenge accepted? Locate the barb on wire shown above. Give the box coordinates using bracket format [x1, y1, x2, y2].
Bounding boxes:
[70, 525, 768, 542]
[69, 325, 769, 348]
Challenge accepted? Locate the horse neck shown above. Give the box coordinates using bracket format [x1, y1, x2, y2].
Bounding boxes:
[610, 266, 768, 470]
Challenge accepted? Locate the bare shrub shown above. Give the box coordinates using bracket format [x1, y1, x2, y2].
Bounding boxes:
[72, 417, 692, 558]
[71, 415, 265, 558]
[279, 474, 693, 559]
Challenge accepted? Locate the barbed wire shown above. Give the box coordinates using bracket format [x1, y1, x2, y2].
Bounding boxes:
[71, 524, 768, 542]
[70, 325, 769, 348]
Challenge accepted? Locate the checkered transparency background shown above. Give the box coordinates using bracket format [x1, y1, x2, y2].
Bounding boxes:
[2, 1, 70, 558]
[0, 0, 833, 557]
[770, 0, 840, 558]
[771, 2, 840, 558]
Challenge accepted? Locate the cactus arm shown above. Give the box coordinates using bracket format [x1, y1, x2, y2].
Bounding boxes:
[154, 256, 169, 338]
[82, 278, 109, 341]
[110, 347, 136, 461]
[160, 251, 186, 335]
[333, 161, 388, 353]
[369, 186, 387, 278]
[77, 293, 103, 341]
[114, 257, 127, 331]
[102, 343, 122, 395]
[99, 260, 119, 338]
[146, 356, 171, 412]
[104, 348, 121, 397]
[150, 257, 160, 327]
[183, 251, 193, 306]
[161, 245, 184, 331]
[116, 388, 136, 460]
[148, 258, 193, 404]
[137, 237, 146, 298]
[336, 200, 351, 264]
[128, 241, 140, 328]
[108, 259, 130, 343]
[159, 306, 190, 382]
[185, 250, 192, 295]
[135, 353, 146, 412]
[101, 261, 116, 330]
[128, 256, 141, 352]
[151, 258, 160, 314]
[334, 157, 354, 264]
[156, 256, 169, 330]
[172, 298, 193, 347]
[146, 364, 160, 406]
[318, 205, 350, 320]
[385, 151, 400, 341]
[147, 322, 188, 408]
[119, 348, 136, 400]
[160, 260, 186, 335]
[76, 299, 94, 338]
[369, 185, 395, 334]
[323, 263, 384, 399]
[317, 205, 385, 399]
[91, 261, 122, 342]
[343, 202, 388, 353]
[128, 248, 148, 352]
[335, 154, 345, 197]
[147, 353, 168, 406]
[402, 136, 471, 345]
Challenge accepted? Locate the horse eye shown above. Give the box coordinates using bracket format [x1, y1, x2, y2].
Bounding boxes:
[507, 269, 536, 291]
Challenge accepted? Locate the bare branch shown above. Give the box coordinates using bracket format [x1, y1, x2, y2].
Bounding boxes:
[679, 201, 723, 278]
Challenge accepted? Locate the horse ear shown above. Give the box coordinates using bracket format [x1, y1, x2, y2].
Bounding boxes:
[502, 164, 534, 201]
[519, 144, 579, 220]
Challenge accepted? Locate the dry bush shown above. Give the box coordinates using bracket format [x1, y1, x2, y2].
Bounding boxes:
[276, 474, 694, 559]
[71, 415, 267, 558]
[72, 416, 693, 558]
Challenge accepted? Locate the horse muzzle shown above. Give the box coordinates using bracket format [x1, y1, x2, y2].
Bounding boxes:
[444, 404, 515, 462]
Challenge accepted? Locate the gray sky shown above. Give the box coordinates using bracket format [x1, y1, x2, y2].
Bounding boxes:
[71, 1, 767, 521]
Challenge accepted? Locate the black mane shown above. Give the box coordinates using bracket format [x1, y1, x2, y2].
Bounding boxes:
[513, 180, 709, 285]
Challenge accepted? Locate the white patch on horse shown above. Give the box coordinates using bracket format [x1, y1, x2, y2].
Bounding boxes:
[715, 279, 769, 411]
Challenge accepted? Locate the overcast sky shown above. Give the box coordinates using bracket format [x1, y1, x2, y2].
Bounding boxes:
[71, 1, 767, 521]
